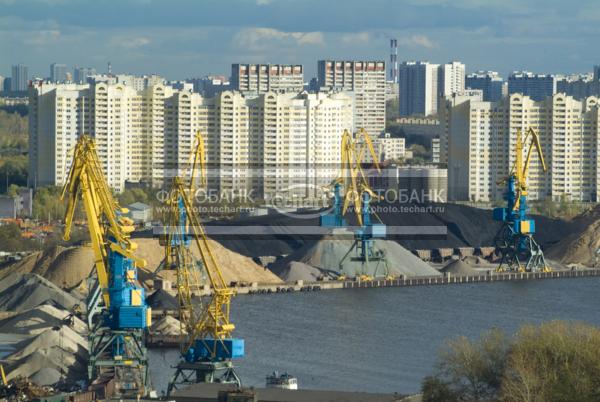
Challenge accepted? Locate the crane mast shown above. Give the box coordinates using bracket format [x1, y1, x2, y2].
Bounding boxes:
[165, 132, 243, 395]
[61, 135, 151, 397]
[493, 127, 549, 272]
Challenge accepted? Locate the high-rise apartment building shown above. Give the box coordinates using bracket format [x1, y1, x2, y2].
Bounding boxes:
[50, 63, 68, 83]
[445, 93, 600, 202]
[438, 61, 465, 98]
[11, 64, 28, 92]
[73, 67, 97, 83]
[231, 64, 304, 94]
[317, 60, 386, 134]
[508, 71, 556, 101]
[556, 73, 600, 100]
[398, 61, 439, 117]
[466, 71, 504, 102]
[28, 83, 354, 198]
[187, 75, 230, 97]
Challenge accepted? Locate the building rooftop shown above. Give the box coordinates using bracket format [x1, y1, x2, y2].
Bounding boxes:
[171, 383, 407, 402]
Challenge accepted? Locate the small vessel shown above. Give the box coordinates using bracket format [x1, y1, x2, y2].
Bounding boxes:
[265, 371, 298, 390]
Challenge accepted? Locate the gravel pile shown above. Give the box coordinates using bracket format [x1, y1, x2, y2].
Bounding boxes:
[0, 273, 82, 312]
[440, 259, 481, 276]
[0, 301, 86, 335]
[270, 237, 441, 281]
[0, 273, 88, 388]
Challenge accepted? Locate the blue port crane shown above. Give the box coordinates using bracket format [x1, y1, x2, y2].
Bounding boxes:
[61, 135, 151, 397]
[492, 127, 549, 272]
[164, 132, 243, 395]
[320, 128, 389, 279]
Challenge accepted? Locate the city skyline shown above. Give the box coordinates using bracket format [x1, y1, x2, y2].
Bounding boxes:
[1, 0, 599, 80]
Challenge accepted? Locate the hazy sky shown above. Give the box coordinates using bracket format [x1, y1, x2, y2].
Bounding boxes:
[1, 0, 599, 80]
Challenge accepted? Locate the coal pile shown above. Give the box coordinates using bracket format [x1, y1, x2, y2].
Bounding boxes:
[147, 289, 179, 310]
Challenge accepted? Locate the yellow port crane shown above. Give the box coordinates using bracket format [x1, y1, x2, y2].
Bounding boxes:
[321, 128, 389, 279]
[493, 127, 549, 272]
[165, 132, 243, 395]
[61, 135, 151, 396]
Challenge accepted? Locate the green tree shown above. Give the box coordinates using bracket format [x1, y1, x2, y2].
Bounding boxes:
[32, 186, 67, 221]
[423, 321, 600, 402]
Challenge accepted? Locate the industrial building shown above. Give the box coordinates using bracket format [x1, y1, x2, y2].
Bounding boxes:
[444, 93, 600, 202]
[317, 60, 386, 134]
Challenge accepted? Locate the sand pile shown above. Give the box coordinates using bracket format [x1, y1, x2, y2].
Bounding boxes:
[0, 273, 82, 312]
[546, 206, 600, 266]
[133, 238, 282, 285]
[151, 315, 185, 336]
[147, 289, 179, 310]
[0, 301, 86, 335]
[0, 245, 95, 291]
[270, 237, 441, 281]
[440, 259, 481, 276]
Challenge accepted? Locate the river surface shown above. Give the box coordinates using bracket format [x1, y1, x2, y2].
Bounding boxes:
[149, 277, 600, 395]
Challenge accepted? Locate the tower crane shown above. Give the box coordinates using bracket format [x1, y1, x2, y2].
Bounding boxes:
[61, 135, 151, 397]
[493, 127, 549, 272]
[164, 132, 243, 395]
[320, 128, 389, 279]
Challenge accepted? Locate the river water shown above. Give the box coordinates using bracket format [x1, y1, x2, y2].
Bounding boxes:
[149, 277, 600, 395]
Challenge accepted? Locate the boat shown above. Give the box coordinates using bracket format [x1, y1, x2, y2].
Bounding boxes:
[265, 371, 298, 390]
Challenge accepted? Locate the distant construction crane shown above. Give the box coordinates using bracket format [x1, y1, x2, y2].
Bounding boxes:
[320, 128, 389, 279]
[61, 135, 151, 397]
[164, 132, 243, 395]
[493, 127, 549, 272]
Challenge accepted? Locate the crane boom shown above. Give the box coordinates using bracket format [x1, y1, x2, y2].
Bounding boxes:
[339, 128, 381, 226]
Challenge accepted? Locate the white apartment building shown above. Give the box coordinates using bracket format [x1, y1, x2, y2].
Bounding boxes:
[29, 83, 354, 199]
[231, 64, 304, 93]
[446, 93, 600, 202]
[438, 61, 465, 97]
[358, 133, 406, 164]
[317, 60, 386, 135]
